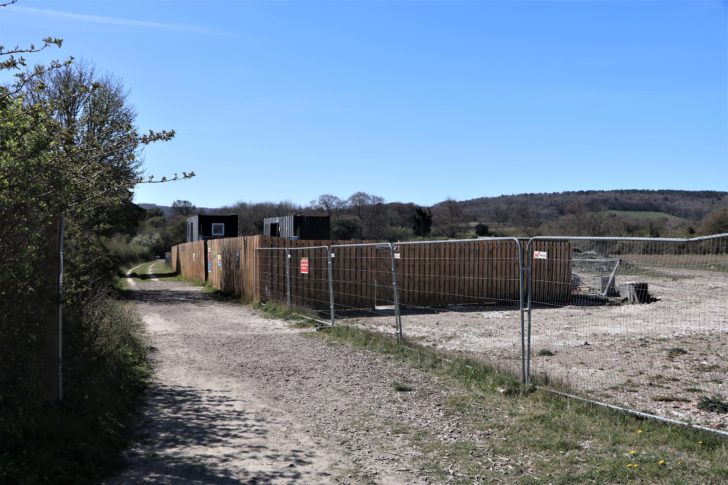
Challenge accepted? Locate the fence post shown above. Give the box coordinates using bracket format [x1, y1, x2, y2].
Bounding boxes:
[285, 248, 291, 310]
[517, 238, 527, 385]
[525, 239, 534, 385]
[56, 215, 64, 402]
[390, 243, 403, 342]
[327, 247, 335, 326]
[42, 216, 61, 403]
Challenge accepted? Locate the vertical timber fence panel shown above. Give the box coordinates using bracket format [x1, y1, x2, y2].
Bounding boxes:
[170, 245, 178, 273]
[526, 234, 728, 433]
[174, 240, 206, 283]
[289, 246, 331, 312]
[329, 242, 401, 336]
[392, 238, 529, 378]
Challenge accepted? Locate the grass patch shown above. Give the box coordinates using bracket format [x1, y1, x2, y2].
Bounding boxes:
[537, 349, 556, 357]
[392, 381, 414, 392]
[0, 298, 151, 484]
[116, 260, 205, 292]
[309, 324, 728, 483]
[315, 325, 525, 397]
[255, 301, 322, 327]
[667, 347, 689, 359]
[618, 261, 693, 280]
[698, 396, 728, 414]
[120, 260, 179, 283]
[168, 274, 205, 286]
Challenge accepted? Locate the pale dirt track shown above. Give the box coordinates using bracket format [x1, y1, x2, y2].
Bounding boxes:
[105, 279, 512, 484]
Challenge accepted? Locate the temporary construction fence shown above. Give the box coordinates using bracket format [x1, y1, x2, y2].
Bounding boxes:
[169, 233, 728, 434]
[256, 242, 403, 335]
[170, 236, 378, 301]
[256, 238, 568, 379]
[257, 245, 335, 324]
[524, 234, 728, 434]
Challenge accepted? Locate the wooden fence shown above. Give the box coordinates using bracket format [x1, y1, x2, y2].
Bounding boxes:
[395, 239, 571, 307]
[170, 237, 572, 310]
[170, 240, 205, 283]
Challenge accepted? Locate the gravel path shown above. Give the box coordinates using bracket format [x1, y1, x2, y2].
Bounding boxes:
[106, 278, 506, 484]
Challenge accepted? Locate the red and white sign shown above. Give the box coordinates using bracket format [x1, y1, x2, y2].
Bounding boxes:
[300, 257, 309, 274]
[533, 251, 548, 260]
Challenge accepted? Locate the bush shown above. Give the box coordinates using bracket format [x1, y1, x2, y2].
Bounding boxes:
[0, 295, 151, 484]
[105, 234, 153, 268]
[384, 225, 415, 242]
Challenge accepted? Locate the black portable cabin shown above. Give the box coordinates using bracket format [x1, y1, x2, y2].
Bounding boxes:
[263, 215, 331, 240]
[186, 214, 238, 242]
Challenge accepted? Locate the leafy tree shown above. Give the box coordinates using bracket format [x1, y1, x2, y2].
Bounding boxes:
[145, 206, 164, 218]
[412, 206, 433, 237]
[0, 30, 188, 401]
[346, 191, 386, 239]
[384, 225, 414, 242]
[699, 207, 728, 235]
[332, 216, 362, 240]
[475, 223, 490, 237]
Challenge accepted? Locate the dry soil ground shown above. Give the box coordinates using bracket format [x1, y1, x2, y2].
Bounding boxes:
[345, 267, 728, 430]
[106, 279, 518, 484]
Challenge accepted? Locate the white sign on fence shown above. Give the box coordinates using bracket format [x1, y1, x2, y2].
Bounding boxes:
[534, 251, 548, 260]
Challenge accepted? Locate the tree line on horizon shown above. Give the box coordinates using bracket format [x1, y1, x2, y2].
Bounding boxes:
[134, 189, 728, 253]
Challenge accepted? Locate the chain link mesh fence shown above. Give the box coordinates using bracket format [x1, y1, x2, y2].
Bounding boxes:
[250, 234, 727, 432]
[526, 235, 728, 431]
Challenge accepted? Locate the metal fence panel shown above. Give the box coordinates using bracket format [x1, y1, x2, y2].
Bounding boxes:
[526, 234, 728, 431]
[329, 243, 402, 338]
[239, 232, 728, 434]
[390, 238, 526, 379]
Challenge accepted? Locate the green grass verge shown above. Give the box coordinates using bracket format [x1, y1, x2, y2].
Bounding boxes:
[310, 325, 727, 483]
[124, 260, 176, 281]
[118, 260, 205, 287]
[0, 298, 151, 485]
[255, 301, 321, 328]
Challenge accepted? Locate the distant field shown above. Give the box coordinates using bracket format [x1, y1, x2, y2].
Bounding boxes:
[620, 254, 728, 272]
[605, 210, 685, 222]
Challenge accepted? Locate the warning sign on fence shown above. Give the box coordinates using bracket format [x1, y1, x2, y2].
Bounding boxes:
[534, 251, 548, 260]
[300, 257, 309, 274]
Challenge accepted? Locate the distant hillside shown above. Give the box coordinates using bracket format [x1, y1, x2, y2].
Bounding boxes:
[454, 190, 728, 224]
[138, 189, 727, 240]
[138, 203, 174, 217]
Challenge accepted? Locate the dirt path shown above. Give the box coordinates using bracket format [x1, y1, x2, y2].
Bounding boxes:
[107, 279, 506, 484]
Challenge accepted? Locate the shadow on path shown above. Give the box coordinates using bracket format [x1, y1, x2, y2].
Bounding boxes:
[108, 383, 328, 484]
[124, 287, 210, 306]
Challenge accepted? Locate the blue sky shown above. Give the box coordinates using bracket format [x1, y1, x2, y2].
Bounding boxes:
[2, 0, 726, 208]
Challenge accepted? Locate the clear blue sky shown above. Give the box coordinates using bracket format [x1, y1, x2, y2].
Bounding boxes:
[3, 0, 727, 208]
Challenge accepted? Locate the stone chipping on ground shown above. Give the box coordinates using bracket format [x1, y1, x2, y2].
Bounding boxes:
[347, 267, 728, 430]
[106, 279, 518, 484]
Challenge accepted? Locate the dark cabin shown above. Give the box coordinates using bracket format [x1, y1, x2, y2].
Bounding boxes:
[186, 214, 238, 242]
[263, 215, 331, 240]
